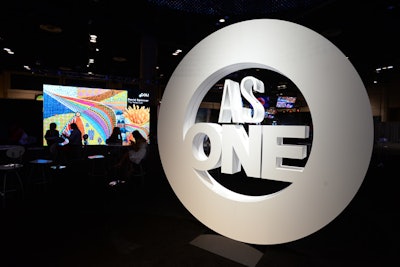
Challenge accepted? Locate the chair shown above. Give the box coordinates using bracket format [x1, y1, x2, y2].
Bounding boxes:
[129, 147, 149, 186]
[0, 146, 25, 207]
[28, 158, 53, 190]
[130, 161, 147, 185]
[87, 154, 108, 177]
[4, 145, 25, 164]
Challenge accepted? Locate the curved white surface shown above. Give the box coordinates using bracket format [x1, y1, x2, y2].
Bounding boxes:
[158, 19, 373, 244]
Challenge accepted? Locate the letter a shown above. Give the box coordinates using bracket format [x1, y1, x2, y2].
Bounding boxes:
[218, 79, 244, 123]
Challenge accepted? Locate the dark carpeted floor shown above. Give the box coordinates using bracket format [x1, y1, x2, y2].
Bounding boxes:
[1, 143, 398, 266]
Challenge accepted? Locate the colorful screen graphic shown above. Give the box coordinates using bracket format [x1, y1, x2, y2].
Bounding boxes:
[276, 96, 297, 108]
[43, 84, 128, 145]
[126, 91, 150, 143]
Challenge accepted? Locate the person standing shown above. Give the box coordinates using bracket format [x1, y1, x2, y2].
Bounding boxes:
[44, 122, 60, 146]
[44, 122, 61, 160]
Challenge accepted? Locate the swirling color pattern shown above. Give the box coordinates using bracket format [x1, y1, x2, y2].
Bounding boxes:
[43, 86, 127, 145]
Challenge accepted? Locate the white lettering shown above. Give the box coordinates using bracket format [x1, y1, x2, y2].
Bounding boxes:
[218, 77, 265, 124]
[139, 92, 150, 98]
[221, 125, 262, 178]
[184, 123, 309, 180]
[218, 79, 244, 123]
[240, 76, 265, 123]
[261, 125, 309, 182]
[184, 123, 222, 171]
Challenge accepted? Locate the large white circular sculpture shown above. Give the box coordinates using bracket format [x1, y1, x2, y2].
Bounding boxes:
[158, 19, 373, 245]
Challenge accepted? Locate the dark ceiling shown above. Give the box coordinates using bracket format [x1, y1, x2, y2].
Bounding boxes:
[1, 0, 399, 85]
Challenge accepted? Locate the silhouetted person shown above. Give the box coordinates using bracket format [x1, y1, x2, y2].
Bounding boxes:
[45, 122, 60, 146]
[44, 122, 61, 160]
[109, 130, 148, 186]
[60, 122, 83, 162]
[106, 126, 122, 145]
[63, 122, 82, 146]
[8, 122, 36, 145]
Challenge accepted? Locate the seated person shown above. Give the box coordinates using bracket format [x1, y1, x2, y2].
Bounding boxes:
[58, 122, 83, 163]
[109, 130, 148, 186]
[106, 126, 122, 145]
[63, 122, 83, 146]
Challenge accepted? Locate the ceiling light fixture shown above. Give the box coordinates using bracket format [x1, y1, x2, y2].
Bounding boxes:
[39, 24, 62, 33]
[3, 48, 14, 54]
[172, 49, 182, 56]
[89, 34, 97, 43]
[112, 56, 127, 62]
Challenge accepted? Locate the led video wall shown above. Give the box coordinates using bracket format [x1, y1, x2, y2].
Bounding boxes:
[43, 84, 150, 145]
